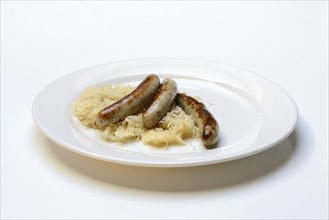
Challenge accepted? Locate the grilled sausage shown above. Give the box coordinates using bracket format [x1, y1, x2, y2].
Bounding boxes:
[142, 78, 178, 128]
[96, 74, 160, 128]
[176, 93, 219, 148]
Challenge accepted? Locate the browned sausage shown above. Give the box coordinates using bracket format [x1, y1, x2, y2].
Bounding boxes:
[142, 78, 178, 128]
[176, 93, 219, 148]
[96, 74, 160, 128]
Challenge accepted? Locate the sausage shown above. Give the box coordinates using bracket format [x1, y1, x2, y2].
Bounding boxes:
[142, 78, 178, 128]
[96, 74, 160, 128]
[176, 93, 219, 148]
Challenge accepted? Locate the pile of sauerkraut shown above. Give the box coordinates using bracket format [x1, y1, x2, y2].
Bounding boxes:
[72, 84, 198, 147]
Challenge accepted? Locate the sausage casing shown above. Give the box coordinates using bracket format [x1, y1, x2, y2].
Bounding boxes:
[142, 78, 178, 128]
[96, 74, 160, 128]
[176, 93, 219, 148]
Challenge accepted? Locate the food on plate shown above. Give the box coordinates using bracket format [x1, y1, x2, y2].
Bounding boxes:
[177, 93, 219, 148]
[96, 74, 160, 128]
[72, 84, 134, 128]
[142, 78, 178, 128]
[72, 74, 219, 148]
[102, 105, 196, 146]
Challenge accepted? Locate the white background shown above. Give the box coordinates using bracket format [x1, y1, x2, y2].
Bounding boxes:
[1, 1, 328, 219]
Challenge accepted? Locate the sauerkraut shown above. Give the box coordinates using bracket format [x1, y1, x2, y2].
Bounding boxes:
[71, 84, 198, 147]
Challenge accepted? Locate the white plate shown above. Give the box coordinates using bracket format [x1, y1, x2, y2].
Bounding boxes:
[32, 59, 298, 167]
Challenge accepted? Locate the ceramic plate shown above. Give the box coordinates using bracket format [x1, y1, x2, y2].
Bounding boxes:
[32, 59, 298, 167]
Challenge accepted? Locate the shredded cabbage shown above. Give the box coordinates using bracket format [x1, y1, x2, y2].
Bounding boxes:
[71, 84, 197, 147]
